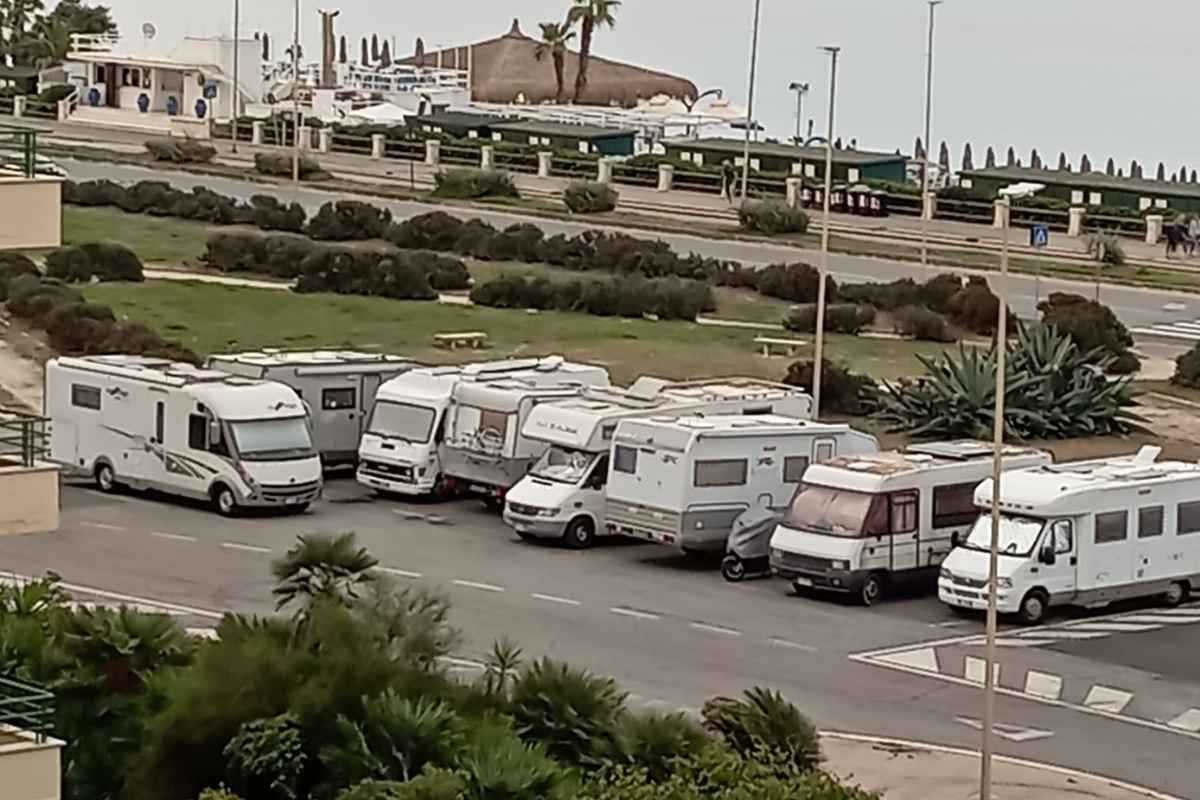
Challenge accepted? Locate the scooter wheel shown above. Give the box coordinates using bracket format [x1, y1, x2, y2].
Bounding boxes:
[721, 555, 746, 582]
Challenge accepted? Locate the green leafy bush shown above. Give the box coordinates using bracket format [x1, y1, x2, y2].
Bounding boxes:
[945, 276, 1010, 336]
[337, 772, 465, 800]
[1172, 343, 1200, 388]
[737, 200, 809, 235]
[755, 263, 836, 304]
[144, 137, 217, 163]
[508, 658, 626, 766]
[783, 359, 878, 416]
[1037, 292, 1139, 374]
[891, 305, 957, 342]
[563, 181, 619, 214]
[783, 303, 875, 335]
[308, 201, 394, 241]
[222, 713, 307, 800]
[250, 195, 307, 233]
[0, 252, 39, 301]
[701, 687, 821, 773]
[617, 711, 709, 781]
[254, 152, 327, 180]
[469, 274, 712, 321]
[432, 169, 519, 200]
[45, 243, 144, 283]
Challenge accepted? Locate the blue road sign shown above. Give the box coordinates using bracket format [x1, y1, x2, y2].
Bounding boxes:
[1030, 224, 1050, 248]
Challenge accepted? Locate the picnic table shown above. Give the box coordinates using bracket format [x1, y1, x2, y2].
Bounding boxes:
[754, 336, 807, 357]
[434, 331, 489, 350]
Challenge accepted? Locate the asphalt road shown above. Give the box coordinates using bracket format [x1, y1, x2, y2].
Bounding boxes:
[0, 480, 1196, 798]
[60, 158, 1200, 333]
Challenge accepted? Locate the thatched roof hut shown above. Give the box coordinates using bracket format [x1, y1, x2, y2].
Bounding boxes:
[398, 19, 698, 107]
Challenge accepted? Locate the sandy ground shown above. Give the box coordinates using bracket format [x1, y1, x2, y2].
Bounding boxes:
[0, 312, 50, 412]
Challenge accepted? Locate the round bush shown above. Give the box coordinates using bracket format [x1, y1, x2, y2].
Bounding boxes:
[784, 303, 875, 334]
[563, 181, 619, 214]
[737, 200, 810, 235]
[891, 305, 957, 343]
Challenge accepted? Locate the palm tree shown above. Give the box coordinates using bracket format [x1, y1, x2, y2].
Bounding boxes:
[271, 532, 379, 614]
[28, 16, 71, 70]
[701, 686, 821, 773]
[54, 607, 195, 693]
[567, 0, 620, 104]
[534, 21, 575, 104]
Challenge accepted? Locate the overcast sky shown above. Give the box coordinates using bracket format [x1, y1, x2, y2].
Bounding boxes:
[91, 0, 1199, 170]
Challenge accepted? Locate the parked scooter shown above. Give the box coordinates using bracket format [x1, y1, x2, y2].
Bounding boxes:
[721, 495, 784, 582]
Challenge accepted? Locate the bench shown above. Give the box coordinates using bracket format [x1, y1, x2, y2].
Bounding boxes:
[754, 336, 807, 357]
[434, 331, 488, 350]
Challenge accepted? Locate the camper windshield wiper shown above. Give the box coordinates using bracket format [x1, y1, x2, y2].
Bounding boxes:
[240, 446, 313, 462]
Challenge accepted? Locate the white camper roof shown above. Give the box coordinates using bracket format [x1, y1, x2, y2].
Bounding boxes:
[452, 378, 598, 413]
[804, 441, 1052, 494]
[51, 355, 305, 421]
[614, 414, 850, 453]
[372, 357, 604, 406]
[207, 350, 418, 377]
[978, 447, 1200, 517]
[375, 367, 465, 405]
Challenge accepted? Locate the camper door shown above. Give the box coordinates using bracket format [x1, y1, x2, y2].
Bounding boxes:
[317, 383, 361, 455]
[1079, 510, 1134, 590]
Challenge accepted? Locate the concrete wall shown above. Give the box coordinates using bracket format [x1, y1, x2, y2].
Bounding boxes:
[0, 729, 63, 800]
[0, 178, 61, 250]
[0, 465, 60, 536]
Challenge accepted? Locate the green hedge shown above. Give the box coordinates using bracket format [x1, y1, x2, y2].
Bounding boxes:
[45, 243, 144, 283]
[469, 273, 714, 321]
[563, 182, 619, 214]
[431, 169, 519, 200]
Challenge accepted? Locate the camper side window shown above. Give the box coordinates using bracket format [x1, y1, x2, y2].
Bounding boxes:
[187, 414, 208, 450]
[322, 387, 356, 411]
[478, 409, 509, 439]
[889, 491, 918, 534]
[1051, 520, 1074, 554]
[71, 384, 101, 410]
[613, 445, 638, 475]
[1138, 506, 1164, 539]
[783, 456, 809, 483]
[932, 483, 978, 528]
[694, 459, 747, 488]
[1094, 511, 1128, 544]
[1178, 501, 1200, 535]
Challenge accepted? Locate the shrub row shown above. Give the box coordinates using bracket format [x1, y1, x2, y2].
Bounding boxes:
[737, 200, 810, 235]
[431, 169, 519, 200]
[144, 137, 217, 164]
[2, 274, 197, 363]
[784, 303, 876, 335]
[468, 274, 715, 321]
[253, 152, 327, 180]
[45, 243, 144, 283]
[0, 253, 39, 301]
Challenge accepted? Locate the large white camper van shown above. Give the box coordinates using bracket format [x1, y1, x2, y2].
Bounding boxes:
[45, 356, 322, 515]
[503, 378, 812, 548]
[207, 350, 418, 465]
[770, 442, 1052, 605]
[605, 415, 878, 553]
[940, 447, 1200, 624]
[357, 357, 605, 498]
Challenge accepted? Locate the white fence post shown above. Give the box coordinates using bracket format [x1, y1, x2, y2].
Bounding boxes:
[992, 199, 1009, 229]
[13, 96, 26, 118]
[425, 139, 441, 166]
[318, 128, 332, 153]
[657, 164, 674, 192]
[480, 145, 495, 170]
[1146, 214, 1164, 245]
[371, 133, 386, 159]
[251, 120, 264, 145]
[597, 158, 613, 184]
[1068, 207, 1085, 237]
[537, 151, 553, 178]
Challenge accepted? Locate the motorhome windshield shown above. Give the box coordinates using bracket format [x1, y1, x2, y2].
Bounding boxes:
[228, 416, 314, 461]
[368, 400, 437, 443]
[784, 483, 882, 538]
[961, 514, 1044, 557]
[531, 446, 596, 484]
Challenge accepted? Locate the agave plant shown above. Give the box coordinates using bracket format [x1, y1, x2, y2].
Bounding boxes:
[879, 322, 1140, 440]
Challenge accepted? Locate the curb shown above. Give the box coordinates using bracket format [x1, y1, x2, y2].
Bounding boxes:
[819, 730, 1183, 800]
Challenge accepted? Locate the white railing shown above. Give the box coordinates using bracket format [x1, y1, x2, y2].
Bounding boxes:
[69, 33, 119, 53]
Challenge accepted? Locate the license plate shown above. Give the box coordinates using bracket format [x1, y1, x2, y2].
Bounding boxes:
[793, 576, 813, 587]
[514, 524, 528, 533]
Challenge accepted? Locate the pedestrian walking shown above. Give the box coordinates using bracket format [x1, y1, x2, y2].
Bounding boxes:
[721, 160, 737, 204]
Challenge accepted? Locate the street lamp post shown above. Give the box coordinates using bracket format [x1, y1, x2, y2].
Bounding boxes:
[291, 0, 301, 184]
[980, 181, 1043, 800]
[740, 0, 763, 201]
[789, 81, 810, 144]
[231, 0, 240, 153]
[920, 0, 943, 266]
[812, 46, 840, 420]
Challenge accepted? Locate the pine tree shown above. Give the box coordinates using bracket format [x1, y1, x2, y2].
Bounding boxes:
[339, 35, 347, 64]
[1192, 170, 1198, 184]
[1057, 152, 1068, 171]
[914, 136, 925, 160]
[371, 34, 379, 62]
[360, 37, 368, 65]
[1156, 162, 1166, 181]
[262, 32, 271, 61]
[1136, 163, 1144, 179]
[1181, 165, 1189, 183]
[985, 146, 996, 168]
[380, 40, 391, 67]
[1117, 168, 1124, 178]
[1105, 157, 1115, 176]
[961, 142, 974, 171]
[1030, 149, 1042, 169]
[1006, 147, 1016, 167]
[1080, 154, 1092, 173]
[938, 141, 950, 171]
[1129, 159, 1138, 177]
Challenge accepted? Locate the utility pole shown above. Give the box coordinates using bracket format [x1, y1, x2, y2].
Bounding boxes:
[291, 0, 301, 183]
[812, 46, 840, 420]
[740, 0, 762, 201]
[920, 0, 943, 265]
[789, 81, 810, 144]
[231, 0, 240, 153]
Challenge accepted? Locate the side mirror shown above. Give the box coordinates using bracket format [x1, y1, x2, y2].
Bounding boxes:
[1039, 546, 1057, 566]
[950, 531, 960, 548]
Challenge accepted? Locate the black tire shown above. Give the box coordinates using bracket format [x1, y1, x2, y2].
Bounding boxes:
[860, 572, 886, 607]
[212, 484, 239, 517]
[482, 495, 503, 513]
[286, 502, 310, 515]
[1163, 581, 1191, 608]
[721, 555, 747, 583]
[94, 462, 117, 493]
[563, 516, 596, 550]
[515, 530, 537, 542]
[1018, 590, 1049, 625]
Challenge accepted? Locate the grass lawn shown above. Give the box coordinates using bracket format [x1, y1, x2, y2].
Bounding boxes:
[60, 206, 212, 266]
[82, 280, 956, 385]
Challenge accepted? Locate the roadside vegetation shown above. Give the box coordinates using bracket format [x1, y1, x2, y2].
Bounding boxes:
[0, 535, 878, 800]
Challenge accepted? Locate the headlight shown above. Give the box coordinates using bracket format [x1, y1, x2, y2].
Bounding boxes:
[940, 566, 952, 580]
[995, 577, 1013, 589]
[539, 507, 561, 517]
[831, 559, 849, 571]
[770, 547, 783, 560]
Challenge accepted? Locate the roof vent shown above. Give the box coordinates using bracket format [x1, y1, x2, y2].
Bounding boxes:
[628, 376, 668, 401]
[1133, 445, 1162, 466]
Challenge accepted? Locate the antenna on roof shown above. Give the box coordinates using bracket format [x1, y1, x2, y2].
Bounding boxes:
[1133, 446, 1162, 466]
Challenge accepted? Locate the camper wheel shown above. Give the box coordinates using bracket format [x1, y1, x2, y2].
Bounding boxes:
[859, 572, 886, 606]
[94, 462, 117, 493]
[1018, 589, 1049, 625]
[564, 516, 596, 549]
[721, 555, 746, 582]
[212, 484, 239, 517]
[1163, 581, 1191, 608]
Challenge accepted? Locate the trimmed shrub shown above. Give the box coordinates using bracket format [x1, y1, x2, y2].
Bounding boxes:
[43, 247, 92, 282]
[409, 251, 470, 291]
[737, 200, 810, 235]
[484, 223, 545, 262]
[451, 219, 500, 259]
[144, 137, 217, 164]
[254, 152, 326, 180]
[892, 305, 957, 342]
[563, 181, 618, 214]
[1171, 342, 1200, 388]
[249, 195, 306, 232]
[755, 263, 835, 304]
[1106, 350, 1141, 376]
[783, 359, 878, 416]
[839, 278, 921, 311]
[431, 169, 519, 200]
[946, 276, 1009, 336]
[6, 275, 84, 323]
[922, 273, 966, 313]
[293, 247, 444, 301]
[306, 201, 393, 241]
[386, 212, 465, 252]
[0, 253, 39, 301]
[45, 243, 144, 283]
[43, 302, 117, 353]
[469, 274, 712, 321]
[784, 303, 875, 335]
[1037, 292, 1138, 373]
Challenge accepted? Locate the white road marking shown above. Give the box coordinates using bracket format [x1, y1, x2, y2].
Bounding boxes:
[955, 716, 1054, 742]
[994, 637, 1056, 647]
[531, 593, 581, 606]
[1015, 629, 1108, 640]
[690, 621, 742, 637]
[220, 541, 272, 554]
[610, 606, 660, 621]
[83, 522, 124, 531]
[1157, 607, 1200, 618]
[1024, 670, 1064, 700]
[151, 531, 197, 542]
[964, 655, 1000, 685]
[1118, 614, 1200, 624]
[1084, 685, 1134, 714]
[1164, 302, 1188, 312]
[379, 567, 423, 579]
[452, 579, 505, 593]
[1066, 622, 1161, 633]
[876, 646, 939, 673]
[1167, 709, 1200, 732]
[769, 637, 818, 653]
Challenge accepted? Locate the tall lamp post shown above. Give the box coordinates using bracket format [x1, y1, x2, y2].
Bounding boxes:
[788, 81, 810, 144]
[920, 0, 943, 266]
[291, 0, 301, 184]
[811, 46, 840, 420]
[979, 180, 1044, 800]
[740, 0, 763, 201]
[231, 0, 240, 153]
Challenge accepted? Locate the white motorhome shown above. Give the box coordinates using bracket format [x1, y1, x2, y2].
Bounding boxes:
[207, 350, 419, 465]
[357, 357, 606, 498]
[45, 355, 322, 516]
[503, 378, 813, 548]
[940, 447, 1200, 624]
[605, 415, 878, 553]
[770, 442, 1052, 605]
[442, 361, 611, 502]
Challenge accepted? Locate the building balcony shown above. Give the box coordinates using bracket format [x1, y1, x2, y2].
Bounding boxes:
[0, 411, 58, 536]
[0, 677, 62, 800]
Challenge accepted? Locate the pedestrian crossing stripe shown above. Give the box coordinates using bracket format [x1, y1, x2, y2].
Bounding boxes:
[1132, 319, 1200, 341]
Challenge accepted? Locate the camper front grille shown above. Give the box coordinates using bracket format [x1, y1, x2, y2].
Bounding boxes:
[949, 573, 987, 590]
[259, 480, 321, 502]
[360, 460, 414, 481]
[773, 552, 831, 574]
